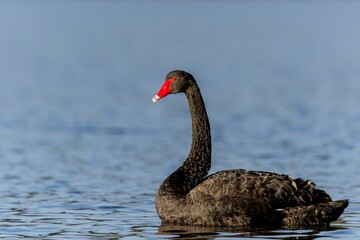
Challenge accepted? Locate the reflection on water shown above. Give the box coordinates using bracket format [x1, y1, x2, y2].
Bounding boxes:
[157, 223, 349, 239]
[0, 0, 360, 239]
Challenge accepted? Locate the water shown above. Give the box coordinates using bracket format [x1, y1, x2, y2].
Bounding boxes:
[0, 0, 360, 238]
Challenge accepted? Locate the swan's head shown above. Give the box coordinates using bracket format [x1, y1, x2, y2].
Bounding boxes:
[152, 70, 195, 103]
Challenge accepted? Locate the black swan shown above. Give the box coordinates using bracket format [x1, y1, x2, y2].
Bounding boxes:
[152, 70, 348, 227]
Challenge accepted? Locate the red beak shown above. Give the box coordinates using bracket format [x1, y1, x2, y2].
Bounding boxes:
[152, 78, 176, 103]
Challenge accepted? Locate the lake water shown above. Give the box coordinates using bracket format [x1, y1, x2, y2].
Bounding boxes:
[0, 0, 360, 239]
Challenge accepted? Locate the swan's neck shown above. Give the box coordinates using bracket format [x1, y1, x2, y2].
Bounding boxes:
[159, 82, 211, 196]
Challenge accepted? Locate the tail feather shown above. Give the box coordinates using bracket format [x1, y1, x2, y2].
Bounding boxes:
[274, 199, 349, 226]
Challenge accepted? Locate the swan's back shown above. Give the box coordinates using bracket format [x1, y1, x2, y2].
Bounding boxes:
[190, 169, 328, 207]
[176, 169, 348, 226]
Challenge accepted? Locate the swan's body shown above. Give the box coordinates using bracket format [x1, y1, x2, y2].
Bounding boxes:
[153, 70, 348, 227]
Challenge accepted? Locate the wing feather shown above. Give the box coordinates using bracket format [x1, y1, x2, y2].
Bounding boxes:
[187, 169, 325, 225]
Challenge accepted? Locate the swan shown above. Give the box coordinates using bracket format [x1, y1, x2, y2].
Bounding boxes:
[152, 70, 348, 227]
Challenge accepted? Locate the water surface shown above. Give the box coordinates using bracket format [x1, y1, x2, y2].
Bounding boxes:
[0, 0, 359, 238]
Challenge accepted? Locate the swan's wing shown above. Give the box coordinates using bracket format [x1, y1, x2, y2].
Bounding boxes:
[187, 169, 330, 225]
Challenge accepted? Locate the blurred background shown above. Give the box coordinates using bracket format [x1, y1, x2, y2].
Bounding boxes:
[0, 0, 359, 238]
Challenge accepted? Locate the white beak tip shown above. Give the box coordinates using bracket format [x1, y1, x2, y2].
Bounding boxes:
[152, 95, 160, 103]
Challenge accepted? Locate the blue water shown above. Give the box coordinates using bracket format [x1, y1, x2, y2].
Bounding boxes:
[0, 0, 360, 238]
